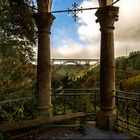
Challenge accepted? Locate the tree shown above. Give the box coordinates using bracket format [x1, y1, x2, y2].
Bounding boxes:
[119, 75, 140, 92]
[0, 0, 37, 94]
[0, 0, 37, 58]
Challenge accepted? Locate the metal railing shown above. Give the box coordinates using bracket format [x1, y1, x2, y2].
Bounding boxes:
[0, 92, 35, 123]
[52, 89, 100, 121]
[0, 89, 100, 123]
[115, 90, 140, 138]
[0, 89, 139, 138]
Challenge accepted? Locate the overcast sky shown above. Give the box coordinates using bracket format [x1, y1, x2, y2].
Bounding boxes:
[50, 0, 140, 59]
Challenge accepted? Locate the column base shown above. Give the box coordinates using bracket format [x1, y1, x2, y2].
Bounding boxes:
[96, 109, 117, 130]
[37, 105, 52, 119]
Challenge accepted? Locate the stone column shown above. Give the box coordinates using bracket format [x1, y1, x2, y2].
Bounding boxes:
[34, 13, 55, 118]
[95, 6, 119, 130]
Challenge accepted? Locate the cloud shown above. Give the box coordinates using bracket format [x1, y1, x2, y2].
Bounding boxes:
[51, 38, 100, 59]
[51, 0, 140, 59]
[77, 0, 100, 43]
[77, 0, 140, 57]
[51, 0, 100, 59]
[114, 0, 140, 56]
[115, 0, 140, 42]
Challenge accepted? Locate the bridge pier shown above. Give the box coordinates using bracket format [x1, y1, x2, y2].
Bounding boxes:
[34, 0, 55, 118]
[95, 6, 119, 130]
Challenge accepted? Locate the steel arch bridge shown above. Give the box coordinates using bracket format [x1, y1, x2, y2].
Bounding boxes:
[51, 58, 100, 65]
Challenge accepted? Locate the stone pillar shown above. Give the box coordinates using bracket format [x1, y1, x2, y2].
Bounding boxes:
[98, 0, 113, 7]
[34, 13, 55, 118]
[95, 6, 119, 130]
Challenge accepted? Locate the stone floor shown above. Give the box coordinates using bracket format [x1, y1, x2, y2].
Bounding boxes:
[18, 123, 130, 140]
[39, 126, 129, 139]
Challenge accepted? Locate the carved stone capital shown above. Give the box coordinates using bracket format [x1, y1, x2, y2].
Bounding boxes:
[95, 6, 119, 31]
[37, 0, 53, 13]
[34, 13, 55, 34]
[98, 0, 113, 7]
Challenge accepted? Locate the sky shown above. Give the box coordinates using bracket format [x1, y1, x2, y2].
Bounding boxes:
[49, 0, 140, 59]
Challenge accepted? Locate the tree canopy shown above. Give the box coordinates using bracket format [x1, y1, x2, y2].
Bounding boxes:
[0, 0, 37, 94]
[0, 0, 37, 59]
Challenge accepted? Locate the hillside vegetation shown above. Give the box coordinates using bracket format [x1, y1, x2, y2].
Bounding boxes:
[0, 51, 140, 94]
[0, 51, 139, 124]
[52, 51, 140, 92]
[116, 51, 140, 92]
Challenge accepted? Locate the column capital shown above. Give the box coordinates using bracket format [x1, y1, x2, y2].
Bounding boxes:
[34, 13, 55, 34]
[37, 0, 52, 13]
[98, 0, 113, 7]
[95, 6, 119, 31]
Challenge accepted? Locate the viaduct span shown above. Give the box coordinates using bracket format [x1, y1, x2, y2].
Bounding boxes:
[51, 59, 100, 65]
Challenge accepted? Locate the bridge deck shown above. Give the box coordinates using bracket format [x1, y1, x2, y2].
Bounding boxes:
[51, 58, 100, 65]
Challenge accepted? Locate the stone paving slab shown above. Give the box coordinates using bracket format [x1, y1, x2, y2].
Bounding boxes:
[35, 124, 130, 140]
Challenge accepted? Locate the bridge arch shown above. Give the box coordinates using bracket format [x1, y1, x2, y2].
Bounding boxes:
[51, 59, 100, 65]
